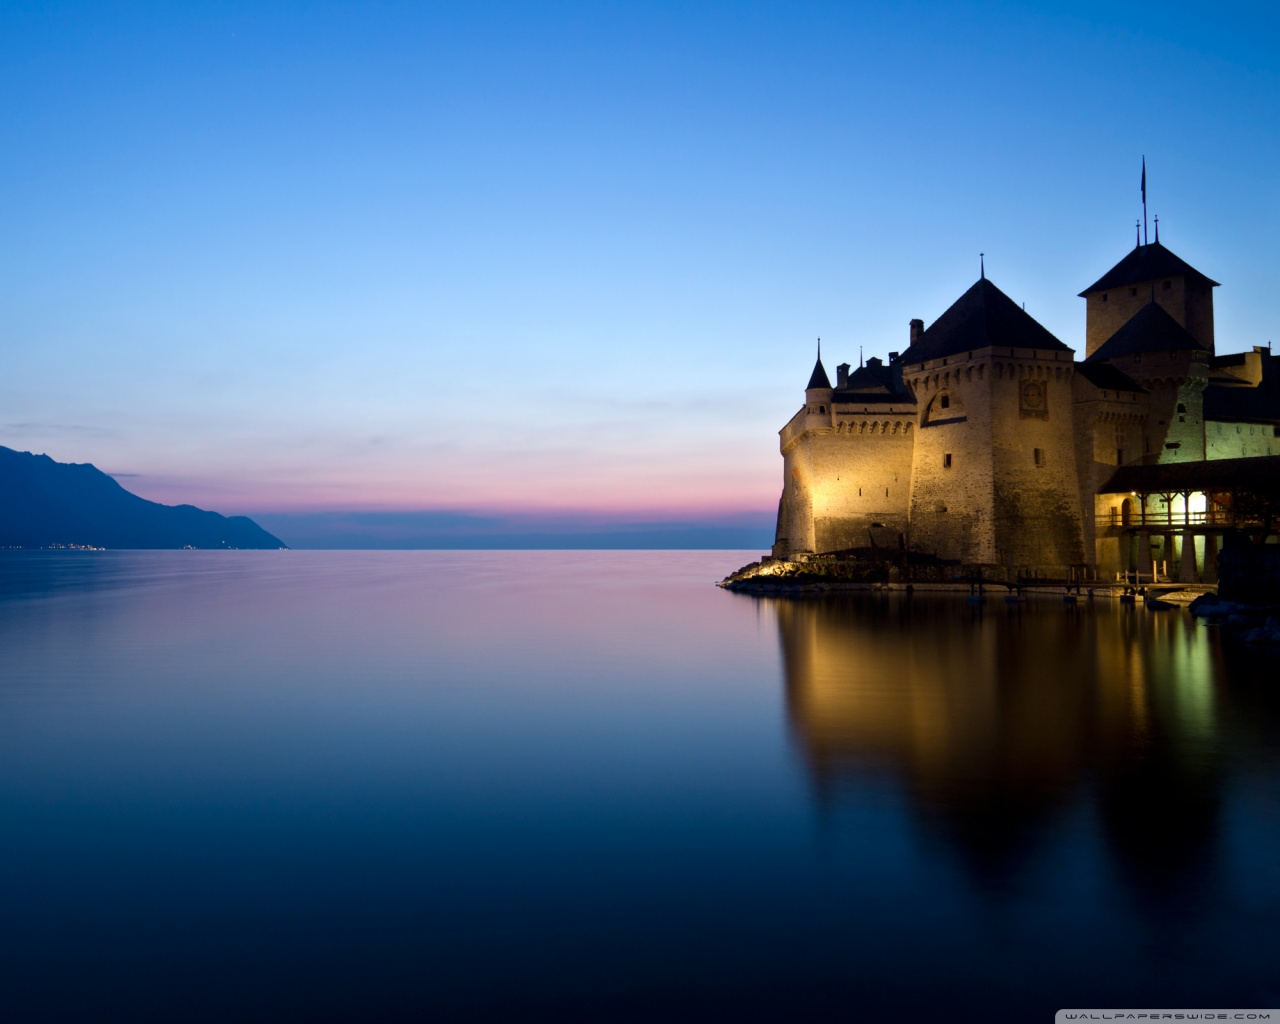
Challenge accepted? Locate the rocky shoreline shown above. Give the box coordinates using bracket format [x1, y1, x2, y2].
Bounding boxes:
[717, 558, 1280, 645]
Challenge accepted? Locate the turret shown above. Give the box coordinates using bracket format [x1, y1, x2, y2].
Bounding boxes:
[805, 345, 833, 419]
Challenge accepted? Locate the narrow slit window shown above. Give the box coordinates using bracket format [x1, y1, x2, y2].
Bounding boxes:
[1033, 448, 1044, 467]
[943, 453, 952, 469]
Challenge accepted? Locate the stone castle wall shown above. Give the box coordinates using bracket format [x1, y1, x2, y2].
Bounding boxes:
[1207, 420, 1280, 460]
[905, 356, 996, 563]
[1104, 351, 1209, 463]
[987, 356, 1085, 571]
[1071, 379, 1148, 577]
[777, 402, 915, 555]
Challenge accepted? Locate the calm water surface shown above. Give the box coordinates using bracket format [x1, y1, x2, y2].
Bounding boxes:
[1, 551, 1278, 1022]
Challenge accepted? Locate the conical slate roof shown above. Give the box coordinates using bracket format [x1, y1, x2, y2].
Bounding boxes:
[1079, 241, 1218, 296]
[899, 277, 1072, 366]
[806, 355, 831, 390]
[1085, 300, 1208, 363]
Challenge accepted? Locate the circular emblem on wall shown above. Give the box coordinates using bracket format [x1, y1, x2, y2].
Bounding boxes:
[1020, 379, 1048, 417]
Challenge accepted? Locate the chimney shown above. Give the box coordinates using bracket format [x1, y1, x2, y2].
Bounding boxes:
[888, 351, 899, 363]
[909, 319, 924, 346]
[836, 363, 850, 387]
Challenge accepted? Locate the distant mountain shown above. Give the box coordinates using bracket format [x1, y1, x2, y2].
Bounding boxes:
[253, 509, 775, 550]
[0, 446, 286, 549]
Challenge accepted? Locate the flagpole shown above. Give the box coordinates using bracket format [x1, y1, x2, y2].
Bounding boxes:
[1141, 156, 1148, 246]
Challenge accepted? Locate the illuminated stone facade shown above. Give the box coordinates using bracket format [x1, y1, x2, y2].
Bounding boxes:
[773, 238, 1280, 578]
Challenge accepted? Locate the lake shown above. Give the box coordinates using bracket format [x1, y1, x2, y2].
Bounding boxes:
[1, 550, 1277, 1022]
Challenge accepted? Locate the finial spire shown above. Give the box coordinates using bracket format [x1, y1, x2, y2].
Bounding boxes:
[859, 345, 864, 368]
[806, 339, 832, 390]
[980, 253, 985, 280]
[1154, 214, 1159, 243]
[1141, 156, 1148, 246]
[1136, 219, 1141, 248]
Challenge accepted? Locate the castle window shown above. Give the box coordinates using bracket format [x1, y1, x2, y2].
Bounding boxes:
[1274, 426, 1280, 438]
[1163, 280, 1172, 290]
[940, 394, 950, 409]
[1176, 403, 1187, 413]
[1130, 287, 1138, 296]
[1033, 448, 1044, 467]
[943, 453, 952, 469]
[1101, 293, 1108, 302]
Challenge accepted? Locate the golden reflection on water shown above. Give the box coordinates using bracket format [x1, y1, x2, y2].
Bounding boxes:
[771, 594, 1235, 893]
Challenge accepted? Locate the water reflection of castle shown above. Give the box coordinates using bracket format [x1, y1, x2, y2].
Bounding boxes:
[772, 595, 1251, 899]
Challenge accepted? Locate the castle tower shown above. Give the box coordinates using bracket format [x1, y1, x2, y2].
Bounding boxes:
[1083, 301, 1209, 463]
[1079, 241, 1219, 358]
[774, 351, 833, 555]
[900, 277, 1084, 571]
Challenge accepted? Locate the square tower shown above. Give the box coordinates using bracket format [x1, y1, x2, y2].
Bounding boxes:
[1079, 241, 1218, 358]
[900, 277, 1084, 572]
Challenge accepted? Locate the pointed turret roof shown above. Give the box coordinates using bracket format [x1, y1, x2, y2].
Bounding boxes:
[1085, 300, 1208, 363]
[1079, 240, 1219, 297]
[899, 277, 1072, 366]
[806, 355, 831, 390]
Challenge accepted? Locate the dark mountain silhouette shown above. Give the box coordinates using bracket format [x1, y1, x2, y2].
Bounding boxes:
[0, 446, 286, 549]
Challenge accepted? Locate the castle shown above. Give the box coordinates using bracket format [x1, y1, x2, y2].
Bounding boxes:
[773, 227, 1280, 582]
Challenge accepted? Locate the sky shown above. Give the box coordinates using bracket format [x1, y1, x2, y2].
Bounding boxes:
[3, 1, 1279, 542]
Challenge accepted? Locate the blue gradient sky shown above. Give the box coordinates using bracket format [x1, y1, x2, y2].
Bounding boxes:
[2, 1, 1278, 522]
